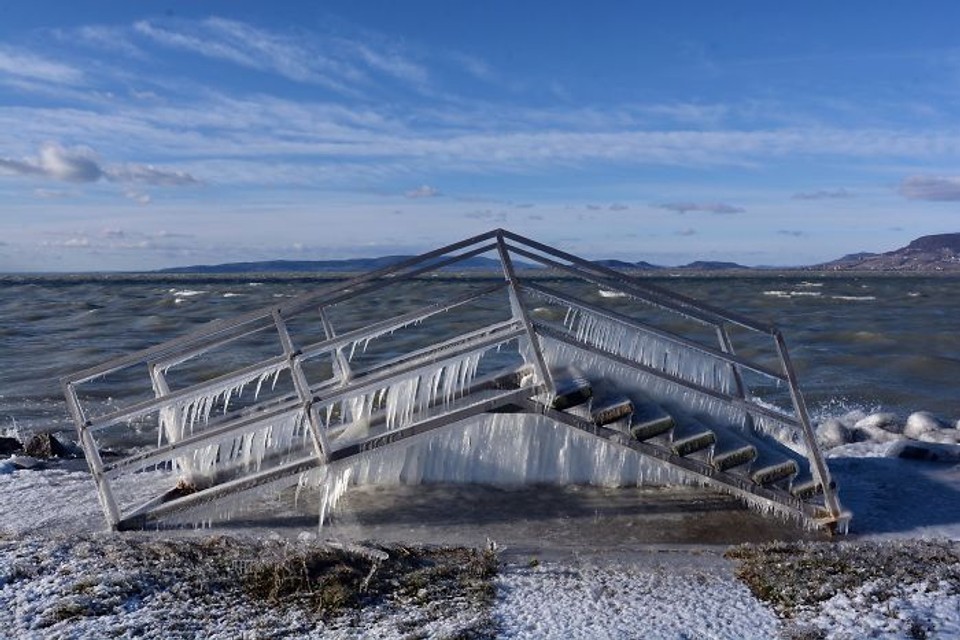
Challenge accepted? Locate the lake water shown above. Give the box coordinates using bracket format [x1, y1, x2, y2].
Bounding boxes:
[2, 272, 958, 441]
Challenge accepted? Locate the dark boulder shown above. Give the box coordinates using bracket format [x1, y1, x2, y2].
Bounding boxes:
[0, 437, 22, 455]
[24, 432, 72, 459]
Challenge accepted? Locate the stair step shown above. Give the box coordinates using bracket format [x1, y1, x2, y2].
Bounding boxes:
[551, 374, 592, 411]
[630, 415, 674, 441]
[672, 430, 716, 457]
[712, 444, 757, 471]
[791, 476, 833, 500]
[592, 397, 634, 427]
[751, 460, 799, 486]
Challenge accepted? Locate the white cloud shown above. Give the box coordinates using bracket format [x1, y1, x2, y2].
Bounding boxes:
[0, 142, 200, 188]
[132, 17, 429, 95]
[0, 143, 101, 183]
[899, 175, 960, 201]
[656, 202, 745, 214]
[405, 184, 441, 198]
[792, 188, 853, 200]
[0, 46, 85, 85]
[61, 25, 145, 58]
[124, 190, 152, 205]
[450, 52, 496, 82]
[106, 165, 201, 186]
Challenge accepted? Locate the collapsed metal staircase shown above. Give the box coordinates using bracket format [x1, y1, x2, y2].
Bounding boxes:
[62, 229, 847, 532]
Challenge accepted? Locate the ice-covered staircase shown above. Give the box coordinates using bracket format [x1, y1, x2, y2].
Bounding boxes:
[62, 229, 848, 533]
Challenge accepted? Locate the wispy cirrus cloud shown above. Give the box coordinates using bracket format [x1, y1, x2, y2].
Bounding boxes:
[656, 202, 745, 214]
[405, 185, 441, 199]
[899, 175, 960, 201]
[0, 46, 85, 85]
[792, 188, 853, 200]
[132, 17, 431, 96]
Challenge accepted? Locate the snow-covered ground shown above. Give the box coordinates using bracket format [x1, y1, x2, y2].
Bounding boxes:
[1, 419, 959, 639]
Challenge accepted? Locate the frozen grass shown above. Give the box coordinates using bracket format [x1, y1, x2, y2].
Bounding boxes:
[726, 540, 960, 639]
[0, 533, 498, 639]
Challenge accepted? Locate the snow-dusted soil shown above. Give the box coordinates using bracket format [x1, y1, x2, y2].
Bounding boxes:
[1, 435, 959, 639]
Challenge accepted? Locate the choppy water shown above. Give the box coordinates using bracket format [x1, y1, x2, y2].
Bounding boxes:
[1, 273, 958, 440]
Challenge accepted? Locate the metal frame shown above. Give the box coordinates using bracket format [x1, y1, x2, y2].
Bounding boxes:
[62, 229, 846, 532]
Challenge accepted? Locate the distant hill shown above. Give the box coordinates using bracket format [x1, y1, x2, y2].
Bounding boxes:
[816, 233, 960, 272]
[158, 232, 960, 274]
[592, 259, 662, 270]
[680, 260, 749, 271]
[159, 255, 531, 274]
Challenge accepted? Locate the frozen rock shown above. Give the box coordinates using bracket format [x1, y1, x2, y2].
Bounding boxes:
[894, 441, 960, 462]
[24, 432, 72, 459]
[8, 455, 44, 470]
[816, 419, 850, 448]
[918, 429, 960, 445]
[838, 410, 868, 428]
[854, 412, 901, 434]
[856, 424, 903, 443]
[0, 436, 22, 455]
[904, 412, 943, 440]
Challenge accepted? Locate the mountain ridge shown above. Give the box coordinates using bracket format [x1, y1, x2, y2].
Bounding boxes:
[158, 232, 960, 274]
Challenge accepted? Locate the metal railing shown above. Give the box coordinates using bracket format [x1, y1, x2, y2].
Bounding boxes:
[62, 229, 846, 532]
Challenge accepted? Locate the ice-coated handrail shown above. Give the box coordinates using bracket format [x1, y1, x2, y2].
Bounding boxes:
[63, 228, 845, 533]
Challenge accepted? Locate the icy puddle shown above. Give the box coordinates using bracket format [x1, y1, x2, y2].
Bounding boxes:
[310, 484, 824, 555]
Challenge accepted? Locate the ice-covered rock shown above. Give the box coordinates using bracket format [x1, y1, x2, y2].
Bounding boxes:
[24, 432, 72, 459]
[894, 440, 960, 462]
[8, 455, 44, 470]
[918, 429, 960, 445]
[0, 436, 22, 456]
[838, 410, 868, 429]
[904, 412, 943, 440]
[854, 412, 901, 434]
[816, 418, 851, 448]
[856, 424, 903, 443]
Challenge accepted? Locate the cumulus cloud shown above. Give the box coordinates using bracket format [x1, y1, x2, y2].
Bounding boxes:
[0, 143, 101, 182]
[899, 175, 960, 201]
[0, 143, 200, 188]
[405, 184, 441, 198]
[656, 202, 745, 214]
[792, 188, 853, 200]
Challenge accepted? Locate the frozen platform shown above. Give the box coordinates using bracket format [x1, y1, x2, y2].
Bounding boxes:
[62, 229, 846, 532]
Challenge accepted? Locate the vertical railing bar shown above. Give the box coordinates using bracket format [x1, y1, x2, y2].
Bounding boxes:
[495, 231, 555, 395]
[714, 323, 758, 433]
[272, 310, 331, 462]
[319, 307, 353, 385]
[773, 330, 842, 520]
[63, 380, 122, 530]
[148, 364, 189, 477]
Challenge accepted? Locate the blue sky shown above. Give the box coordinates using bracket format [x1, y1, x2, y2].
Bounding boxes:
[2, 1, 960, 271]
